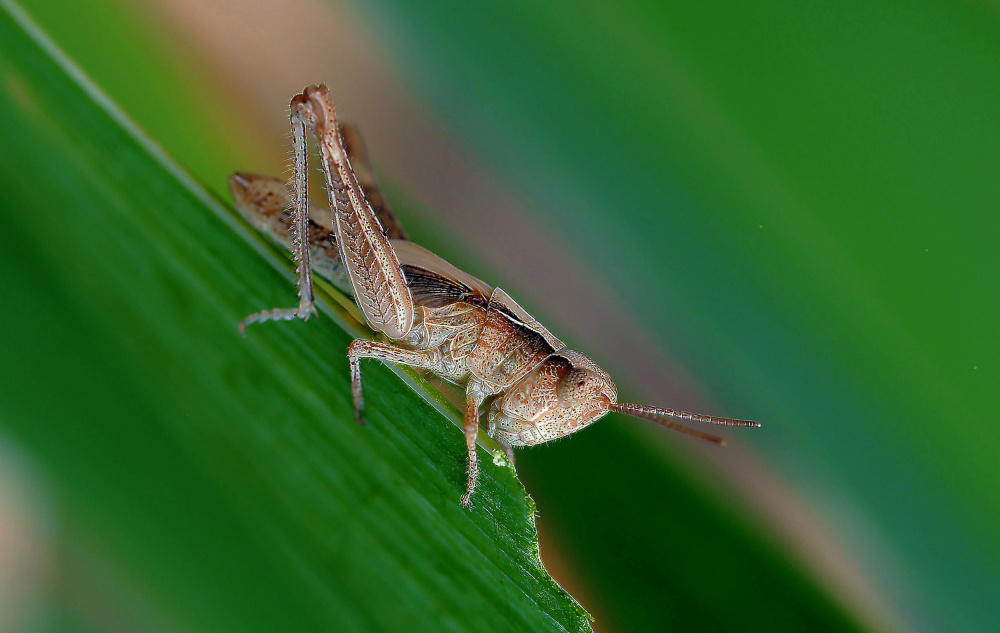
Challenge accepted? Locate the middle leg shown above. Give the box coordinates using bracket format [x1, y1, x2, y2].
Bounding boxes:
[347, 339, 443, 424]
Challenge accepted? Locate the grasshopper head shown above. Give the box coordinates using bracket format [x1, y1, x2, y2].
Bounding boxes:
[488, 351, 760, 448]
[488, 350, 617, 447]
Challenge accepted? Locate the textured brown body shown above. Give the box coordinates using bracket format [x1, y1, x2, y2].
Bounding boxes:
[235, 85, 758, 507]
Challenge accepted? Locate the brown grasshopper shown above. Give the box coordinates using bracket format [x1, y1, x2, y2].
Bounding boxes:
[234, 84, 758, 507]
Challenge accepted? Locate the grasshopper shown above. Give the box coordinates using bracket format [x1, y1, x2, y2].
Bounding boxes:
[234, 85, 758, 507]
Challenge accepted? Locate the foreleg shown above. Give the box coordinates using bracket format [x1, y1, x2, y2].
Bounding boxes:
[460, 389, 487, 508]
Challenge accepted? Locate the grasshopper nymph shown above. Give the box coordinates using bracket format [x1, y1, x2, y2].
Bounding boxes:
[234, 85, 758, 507]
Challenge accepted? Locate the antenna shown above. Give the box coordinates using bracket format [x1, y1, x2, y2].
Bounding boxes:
[610, 403, 759, 446]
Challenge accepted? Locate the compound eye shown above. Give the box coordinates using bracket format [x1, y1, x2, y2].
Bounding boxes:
[557, 368, 602, 404]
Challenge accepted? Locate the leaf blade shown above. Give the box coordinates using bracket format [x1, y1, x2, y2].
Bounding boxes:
[0, 3, 590, 631]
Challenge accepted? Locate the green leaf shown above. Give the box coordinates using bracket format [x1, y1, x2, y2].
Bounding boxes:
[0, 3, 589, 631]
[12, 0, 992, 631]
[353, 1, 1000, 631]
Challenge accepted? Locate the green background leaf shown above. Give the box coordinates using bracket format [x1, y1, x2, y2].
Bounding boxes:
[1, 0, 997, 632]
[351, 1, 1000, 631]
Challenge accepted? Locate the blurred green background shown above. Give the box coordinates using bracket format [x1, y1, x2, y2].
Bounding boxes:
[1, 0, 998, 631]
